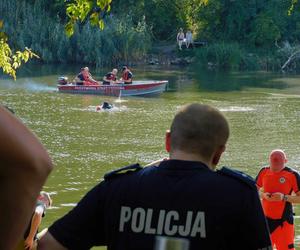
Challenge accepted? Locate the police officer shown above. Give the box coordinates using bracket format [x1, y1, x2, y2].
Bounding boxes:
[38, 103, 271, 250]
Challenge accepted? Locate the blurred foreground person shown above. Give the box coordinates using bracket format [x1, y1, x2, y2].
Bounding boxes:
[23, 192, 52, 250]
[0, 106, 53, 250]
[38, 103, 271, 250]
[256, 149, 300, 250]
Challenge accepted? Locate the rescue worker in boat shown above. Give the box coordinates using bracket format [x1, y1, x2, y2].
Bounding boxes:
[102, 68, 118, 85]
[73, 67, 99, 86]
[119, 66, 133, 84]
[38, 103, 271, 250]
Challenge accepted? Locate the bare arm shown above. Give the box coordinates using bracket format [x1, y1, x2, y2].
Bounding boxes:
[281, 191, 300, 203]
[0, 106, 53, 250]
[38, 231, 67, 250]
[258, 190, 300, 203]
[88, 74, 99, 84]
[24, 206, 44, 250]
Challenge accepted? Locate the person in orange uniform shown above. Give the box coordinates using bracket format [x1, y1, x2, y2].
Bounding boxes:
[256, 149, 300, 250]
[119, 66, 133, 84]
[102, 68, 118, 85]
[74, 67, 99, 85]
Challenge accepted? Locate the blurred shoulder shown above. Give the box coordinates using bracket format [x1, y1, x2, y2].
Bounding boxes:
[104, 163, 144, 181]
[217, 166, 256, 190]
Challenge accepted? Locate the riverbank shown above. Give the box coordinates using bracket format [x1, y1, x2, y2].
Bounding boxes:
[146, 41, 300, 73]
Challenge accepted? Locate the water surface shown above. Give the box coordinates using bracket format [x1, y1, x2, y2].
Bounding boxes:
[2, 65, 300, 249]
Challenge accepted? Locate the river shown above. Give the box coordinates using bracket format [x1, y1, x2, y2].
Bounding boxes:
[1, 64, 300, 249]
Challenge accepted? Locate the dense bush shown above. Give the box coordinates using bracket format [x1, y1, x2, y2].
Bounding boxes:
[195, 43, 245, 70]
[0, 0, 151, 66]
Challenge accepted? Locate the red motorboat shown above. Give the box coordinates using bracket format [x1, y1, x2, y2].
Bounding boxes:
[57, 79, 168, 97]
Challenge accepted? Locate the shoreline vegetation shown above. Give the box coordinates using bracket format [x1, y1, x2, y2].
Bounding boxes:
[2, 0, 300, 74]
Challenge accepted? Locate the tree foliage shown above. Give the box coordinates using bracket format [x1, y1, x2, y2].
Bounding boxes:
[0, 0, 151, 68]
[2, 0, 300, 77]
[65, 0, 112, 36]
[0, 20, 38, 80]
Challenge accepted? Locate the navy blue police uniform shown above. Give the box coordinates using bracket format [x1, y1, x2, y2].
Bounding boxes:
[48, 160, 271, 250]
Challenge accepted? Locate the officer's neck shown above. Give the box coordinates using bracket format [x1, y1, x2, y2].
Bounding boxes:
[170, 150, 215, 170]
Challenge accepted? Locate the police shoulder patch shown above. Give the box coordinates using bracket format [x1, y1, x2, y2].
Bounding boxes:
[217, 166, 256, 189]
[104, 163, 143, 180]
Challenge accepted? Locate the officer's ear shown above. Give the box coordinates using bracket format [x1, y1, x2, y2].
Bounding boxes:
[212, 145, 226, 166]
[165, 130, 171, 152]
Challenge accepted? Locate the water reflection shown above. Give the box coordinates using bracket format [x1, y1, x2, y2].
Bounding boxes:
[193, 69, 289, 91]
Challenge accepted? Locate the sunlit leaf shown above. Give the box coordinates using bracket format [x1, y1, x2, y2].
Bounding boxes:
[90, 12, 99, 25]
[65, 21, 74, 37]
[99, 19, 104, 30]
[0, 32, 7, 41]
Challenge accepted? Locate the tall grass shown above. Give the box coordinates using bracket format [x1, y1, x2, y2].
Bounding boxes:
[195, 42, 246, 70]
[0, 0, 151, 67]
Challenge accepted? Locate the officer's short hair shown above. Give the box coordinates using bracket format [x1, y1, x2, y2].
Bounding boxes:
[170, 103, 229, 160]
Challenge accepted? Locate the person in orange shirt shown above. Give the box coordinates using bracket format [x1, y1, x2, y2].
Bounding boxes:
[74, 67, 99, 86]
[256, 149, 300, 250]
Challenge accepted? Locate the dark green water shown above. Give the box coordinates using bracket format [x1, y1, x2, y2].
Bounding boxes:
[2, 65, 300, 249]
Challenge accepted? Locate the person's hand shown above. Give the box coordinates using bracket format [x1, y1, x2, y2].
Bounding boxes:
[269, 192, 284, 201]
[24, 237, 34, 250]
[262, 192, 272, 201]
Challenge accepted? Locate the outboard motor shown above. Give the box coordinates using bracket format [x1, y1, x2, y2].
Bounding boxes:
[58, 76, 68, 85]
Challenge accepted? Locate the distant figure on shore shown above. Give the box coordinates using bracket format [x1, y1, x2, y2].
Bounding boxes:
[119, 66, 133, 84]
[74, 67, 99, 86]
[176, 28, 185, 50]
[103, 68, 118, 85]
[186, 30, 193, 49]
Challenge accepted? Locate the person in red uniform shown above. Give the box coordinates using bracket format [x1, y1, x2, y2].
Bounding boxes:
[119, 66, 133, 84]
[256, 149, 300, 250]
[74, 67, 99, 85]
[102, 68, 118, 85]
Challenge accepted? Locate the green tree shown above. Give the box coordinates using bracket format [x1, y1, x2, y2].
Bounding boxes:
[0, 20, 38, 80]
[0, 0, 112, 79]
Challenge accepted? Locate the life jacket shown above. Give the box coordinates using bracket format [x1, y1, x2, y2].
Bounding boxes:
[106, 72, 116, 81]
[122, 70, 132, 81]
[82, 71, 91, 81]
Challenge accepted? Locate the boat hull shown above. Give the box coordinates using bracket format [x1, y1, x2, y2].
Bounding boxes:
[57, 81, 168, 97]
